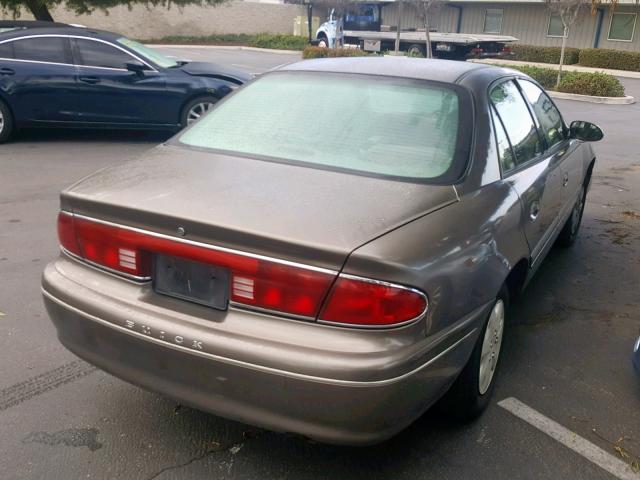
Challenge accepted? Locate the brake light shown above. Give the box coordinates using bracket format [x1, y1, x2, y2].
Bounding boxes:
[57, 213, 333, 317]
[319, 275, 427, 327]
[57, 213, 427, 326]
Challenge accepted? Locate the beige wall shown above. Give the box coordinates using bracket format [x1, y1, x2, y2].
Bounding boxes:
[381, 3, 460, 32]
[597, 6, 640, 51]
[3, 0, 308, 39]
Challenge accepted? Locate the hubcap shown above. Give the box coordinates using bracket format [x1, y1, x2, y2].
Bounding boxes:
[187, 102, 216, 125]
[570, 188, 585, 235]
[478, 299, 505, 395]
[319, 39, 328, 48]
[0, 109, 4, 134]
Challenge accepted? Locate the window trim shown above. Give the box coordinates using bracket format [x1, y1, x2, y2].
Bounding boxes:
[547, 13, 565, 38]
[483, 8, 504, 34]
[607, 12, 637, 43]
[0, 34, 157, 72]
[490, 104, 517, 178]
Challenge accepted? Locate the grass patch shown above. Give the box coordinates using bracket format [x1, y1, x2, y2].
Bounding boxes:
[302, 46, 369, 59]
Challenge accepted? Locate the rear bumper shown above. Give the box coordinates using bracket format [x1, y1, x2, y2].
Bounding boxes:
[42, 255, 488, 445]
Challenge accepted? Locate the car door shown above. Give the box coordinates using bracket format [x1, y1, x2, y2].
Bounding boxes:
[0, 35, 78, 123]
[517, 79, 584, 221]
[70, 37, 171, 125]
[490, 79, 563, 266]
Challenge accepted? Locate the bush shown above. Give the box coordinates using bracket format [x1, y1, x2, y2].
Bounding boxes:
[143, 33, 308, 50]
[557, 71, 625, 97]
[579, 48, 640, 72]
[507, 65, 559, 89]
[511, 44, 580, 65]
[248, 34, 308, 51]
[302, 46, 369, 59]
[491, 64, 625, 97]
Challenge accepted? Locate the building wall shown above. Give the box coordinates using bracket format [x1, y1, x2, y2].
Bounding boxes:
[597, 6, 640, 51]
[3, 0, 307, 39]
[381, 2, 460, 32]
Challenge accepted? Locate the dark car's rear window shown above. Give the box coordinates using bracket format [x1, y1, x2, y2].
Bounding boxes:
[179, 71, 470, 182]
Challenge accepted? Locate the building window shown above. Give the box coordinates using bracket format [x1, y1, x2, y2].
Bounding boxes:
[547, 13, 565, 37]
[484, 9, 503, 34]
[607, 12, 637, 42]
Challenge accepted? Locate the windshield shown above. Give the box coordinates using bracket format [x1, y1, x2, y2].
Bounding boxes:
[179, 72, 463, 181]
[117, 38, 179, 68]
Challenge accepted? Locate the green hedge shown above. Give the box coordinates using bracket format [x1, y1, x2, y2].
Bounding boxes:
[579, 48, 640, 72]
[248, 34, 308, 51]
[144, 33, 308, 51]
[496, 64, 625, 97]
[302, 46, 369, 59]
[511, 44, 580, 65]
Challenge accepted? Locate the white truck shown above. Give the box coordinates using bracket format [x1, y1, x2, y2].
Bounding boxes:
[315, 7, 517, 61]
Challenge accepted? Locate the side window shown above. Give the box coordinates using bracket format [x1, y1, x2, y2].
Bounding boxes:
[491, 106, 516, 173]
[0, 41, 13, 59]
[519, 79, 565, 148]
[13, 38, 68, 63]
[75, 39, 134, 69]
[490, 80, 543, 167]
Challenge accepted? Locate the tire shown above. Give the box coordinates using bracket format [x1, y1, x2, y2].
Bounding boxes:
[317, 35, 329, 48]
[556, 184, 586, 247]
[0, 99, 14, 144]
[440, 286, 508, 422]
[406, 44, 426, 58]
[180, 96, 219, 128]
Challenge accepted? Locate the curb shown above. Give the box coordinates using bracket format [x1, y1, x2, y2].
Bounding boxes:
[547, 90, 635, 105]
[146, 44, 302, 55]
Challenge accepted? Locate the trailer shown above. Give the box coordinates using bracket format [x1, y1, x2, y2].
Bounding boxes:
[314, 6, 517, 61]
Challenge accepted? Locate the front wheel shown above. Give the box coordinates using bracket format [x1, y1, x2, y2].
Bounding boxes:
[440, 287, 508, 421]
[181, 96, 219, 128]
[0, 100, 14, 143]
[317, 35, 329, 48]
[556, 185, 586, 247]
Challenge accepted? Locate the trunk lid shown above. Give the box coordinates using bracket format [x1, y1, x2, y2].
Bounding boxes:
[62, 144, 458, 271]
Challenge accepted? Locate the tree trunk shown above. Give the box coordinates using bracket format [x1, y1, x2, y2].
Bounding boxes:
[25, 0, 54, 21]
[395, 0, 403, 55]
[424, 13, 432, 58]
[556, 24, 568, 89]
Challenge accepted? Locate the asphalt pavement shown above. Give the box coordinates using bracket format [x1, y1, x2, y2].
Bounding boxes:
[0, 48, 638, 480]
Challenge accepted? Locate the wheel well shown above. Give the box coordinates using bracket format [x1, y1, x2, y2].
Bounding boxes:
[0, 95, 15, 122]
[317, 32, 327, 39]
[504, 259, 529, 301]
[584, 158, 596, 188]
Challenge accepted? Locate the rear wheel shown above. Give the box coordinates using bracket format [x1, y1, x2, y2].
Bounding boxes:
[0, 100, 14, 143]
[556, 185, 586, 247]
[181, 96, 219, 128]
[440, 286, 508, 421]
[406, 44, 426, 58]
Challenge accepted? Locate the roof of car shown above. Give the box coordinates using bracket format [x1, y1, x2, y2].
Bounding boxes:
[279, 57, 493, 84]
[0, 25, 119, 41]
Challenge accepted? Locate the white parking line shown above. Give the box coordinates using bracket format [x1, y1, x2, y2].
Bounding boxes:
[499, 397, 639, 480]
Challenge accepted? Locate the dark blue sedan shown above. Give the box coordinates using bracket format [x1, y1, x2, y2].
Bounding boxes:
[0, 22, 251, 142]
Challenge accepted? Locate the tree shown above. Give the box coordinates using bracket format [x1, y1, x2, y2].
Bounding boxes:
[405, 0, 442, 58]
[546, 0, 585, 88]
[1, 0, 228, 23]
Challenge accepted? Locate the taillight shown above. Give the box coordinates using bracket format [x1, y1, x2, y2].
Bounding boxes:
[319, 275, 427, 327]
[56, 213, 334, 317]
[57, 213, 427, 326]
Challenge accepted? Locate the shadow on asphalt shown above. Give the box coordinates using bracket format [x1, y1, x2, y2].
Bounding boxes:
[13, 128, 173, 144]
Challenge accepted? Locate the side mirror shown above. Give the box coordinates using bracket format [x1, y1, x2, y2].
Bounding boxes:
[126, 60, 146, 75]
[569, 120, 604, 142]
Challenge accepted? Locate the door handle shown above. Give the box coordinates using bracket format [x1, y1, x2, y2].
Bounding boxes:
[79, 76, 100, 84]
[562, 172, 569, 187]
[529, 201, 540, 221]
[0, 67, 14, 76]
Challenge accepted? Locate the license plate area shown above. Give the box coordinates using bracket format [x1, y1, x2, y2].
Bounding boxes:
[153, 254, 229, 310]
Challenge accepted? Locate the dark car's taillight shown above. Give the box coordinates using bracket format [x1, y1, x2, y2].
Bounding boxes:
[58, 212, 427, 326]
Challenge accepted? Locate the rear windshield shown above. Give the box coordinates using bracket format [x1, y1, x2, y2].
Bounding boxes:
[179, 72, 466, 181]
